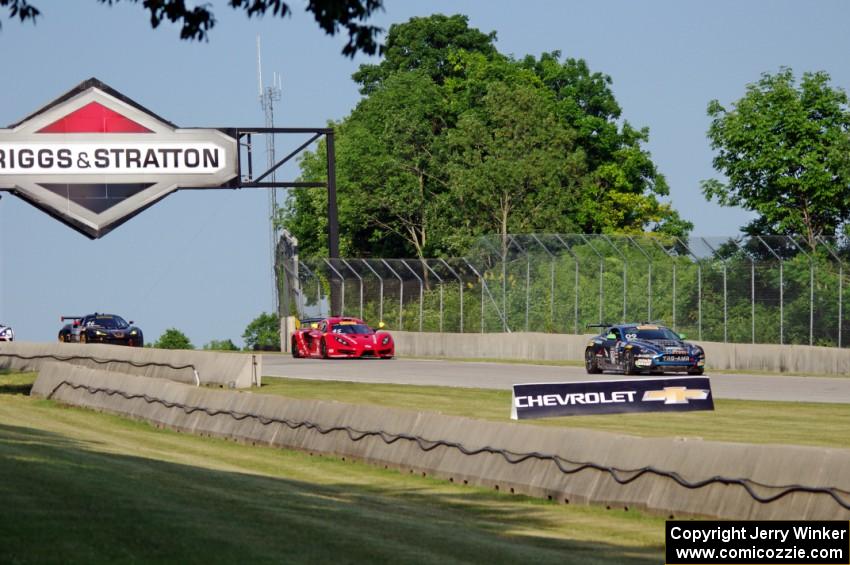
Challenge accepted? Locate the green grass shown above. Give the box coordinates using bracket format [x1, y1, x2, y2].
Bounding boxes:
[258, 377, 850, 449]
[0, 372, 665, 564]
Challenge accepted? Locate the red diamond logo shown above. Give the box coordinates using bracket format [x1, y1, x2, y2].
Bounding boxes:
[37, 101, 153, 134]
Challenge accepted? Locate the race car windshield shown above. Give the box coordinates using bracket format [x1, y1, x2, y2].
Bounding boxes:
[332, 324, 372, 335]
[93, 316, 129, 329]
[629, 327, 680, 340]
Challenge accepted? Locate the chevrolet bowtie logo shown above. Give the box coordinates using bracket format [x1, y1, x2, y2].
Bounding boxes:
[642, 386, 710, 405]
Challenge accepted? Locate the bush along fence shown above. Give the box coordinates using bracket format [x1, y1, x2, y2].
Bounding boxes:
[277, 234, 850, 348]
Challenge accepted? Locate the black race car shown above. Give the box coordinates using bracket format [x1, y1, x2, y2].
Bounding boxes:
[584, 323, 705, 375]
[59, 313, 144, 347]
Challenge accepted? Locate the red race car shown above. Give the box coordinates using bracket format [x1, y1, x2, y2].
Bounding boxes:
[291, 317, 394, 359]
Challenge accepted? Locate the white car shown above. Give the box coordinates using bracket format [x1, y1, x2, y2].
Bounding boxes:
[0, 324, 14, 341]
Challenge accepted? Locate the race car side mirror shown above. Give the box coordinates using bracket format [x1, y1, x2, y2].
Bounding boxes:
[128, 321, 134, 325]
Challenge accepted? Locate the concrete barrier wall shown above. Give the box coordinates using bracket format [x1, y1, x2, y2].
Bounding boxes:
[392, 331, 850, 375]
[0, 341, 261, 388]
[32, 364, 850, 520]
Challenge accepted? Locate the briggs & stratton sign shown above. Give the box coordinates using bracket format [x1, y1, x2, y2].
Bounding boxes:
[0, 78, 238, 238]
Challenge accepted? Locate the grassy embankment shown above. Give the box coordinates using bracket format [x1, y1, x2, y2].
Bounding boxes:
[257, 377, 850, 449]
[0, 372, 664, 564]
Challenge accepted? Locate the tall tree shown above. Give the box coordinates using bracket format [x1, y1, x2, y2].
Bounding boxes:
[286, 14, 690, 258]
[702, 68, 850, 249]
[520, 52, 689, 236]
[0, 0, 384, 56]
[290, 70, 448, 260]
[352, 13, 496, 93]
[446, 81, 582, 254]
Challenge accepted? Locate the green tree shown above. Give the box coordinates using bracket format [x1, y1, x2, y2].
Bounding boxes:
[352, 13, 496, 94]
[702, 68, 850, 249]
[202, 339, 239, 351]
[519, 52, 690, 237]
[446, 81, 581, 253]
[285, 14, 690, 258]
[0, 0, 384, 56]
[289, 70, 450, 259]
[154, 328, 193, 349]
[242, 312, 281, 350]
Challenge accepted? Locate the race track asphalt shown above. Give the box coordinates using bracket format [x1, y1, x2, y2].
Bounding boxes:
[262, 355, 850, 404]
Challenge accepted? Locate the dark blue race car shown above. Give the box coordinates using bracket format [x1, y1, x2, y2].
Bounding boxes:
[584, 323, 705, 375]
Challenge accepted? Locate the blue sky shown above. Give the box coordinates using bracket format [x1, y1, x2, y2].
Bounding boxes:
[1, 0, 848, 345]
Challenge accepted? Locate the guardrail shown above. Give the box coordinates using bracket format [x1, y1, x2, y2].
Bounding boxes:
[0, 341, 260, 388]
[389, 331, 850, 376]
[32, 364, 850, 520]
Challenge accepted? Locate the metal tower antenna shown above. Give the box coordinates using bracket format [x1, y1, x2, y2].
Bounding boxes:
[257, 36, 282, 313]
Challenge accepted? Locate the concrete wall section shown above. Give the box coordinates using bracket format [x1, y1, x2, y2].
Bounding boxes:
[32, 364, 850, 520]
[0, 341, 261, 388]
[392, 331, 594, 361]
[392, 331, 850, 375]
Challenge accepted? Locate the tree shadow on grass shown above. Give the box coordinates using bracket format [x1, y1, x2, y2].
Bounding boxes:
[0, 420, 663, 565]
[0, 371, 35, 396]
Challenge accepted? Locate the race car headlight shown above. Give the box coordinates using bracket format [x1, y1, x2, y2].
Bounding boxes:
[381, 335, 391, 345]
[95, 330, 107, 336]
[334, 335, 351, 346]
[130, 330, 138, 335]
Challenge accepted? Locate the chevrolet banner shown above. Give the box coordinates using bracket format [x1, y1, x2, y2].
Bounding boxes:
[511, 377, 714, 419]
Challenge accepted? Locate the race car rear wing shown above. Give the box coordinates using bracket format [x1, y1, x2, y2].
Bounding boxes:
[60, 316, 84, 321]
[297, 317, 325, 330]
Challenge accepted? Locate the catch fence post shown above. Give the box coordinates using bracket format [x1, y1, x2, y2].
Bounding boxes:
[323, 259, 346, 317]
[730, 238, 756, 344]
[627, 236, 653, 321]
[340, 259, 363, 320]
[758, 236, 784, 345]
[580, 235, 606, 324]
[819, 237, 844, 348]
[423, 260, 445, 332]
[554, 235, 581, 334]
[360, 259, 384, 324]
[601, 235, 628, 322]
[531, 235, 556, 331]
[439, 258, 463, 333]
[380, 259, 404, 330]
[401, 260, 424, 333]
[787, 237, 814, 346]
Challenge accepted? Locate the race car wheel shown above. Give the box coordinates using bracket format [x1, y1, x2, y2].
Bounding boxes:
[584, 348, 602, 374]
[688, 367, 704, 376]
[291, 337, 301, 358]
[320, 338, 329, 359]
[624, 351, 638, 375]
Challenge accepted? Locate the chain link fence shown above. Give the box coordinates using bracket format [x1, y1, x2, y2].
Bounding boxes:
[278, 233, 850, 348]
